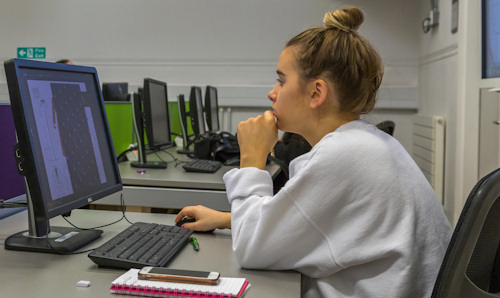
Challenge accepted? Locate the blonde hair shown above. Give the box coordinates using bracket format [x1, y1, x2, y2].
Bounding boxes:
[286, 7, 383, 114]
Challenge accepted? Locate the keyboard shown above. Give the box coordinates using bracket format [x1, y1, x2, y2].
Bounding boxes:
[88, 222, 193, 269]
[182, 159, 222, 173]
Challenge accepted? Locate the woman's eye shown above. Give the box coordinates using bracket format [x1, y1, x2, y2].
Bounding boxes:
[277, 79, 284, 86]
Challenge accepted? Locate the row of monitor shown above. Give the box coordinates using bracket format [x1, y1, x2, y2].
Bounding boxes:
[102, 80, 220, 153]
[135, 78, 220, 157]
[2, 58, 220, 254]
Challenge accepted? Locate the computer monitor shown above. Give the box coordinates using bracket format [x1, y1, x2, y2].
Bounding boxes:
[204, 85, 220, 132]
[142, 78, 173, 150]
[102, 82, 128, 101]
[3, 58, 123, 253]
[130, 92, 167, 169]
[177, 94, 191, 154]
[189, 86, 206, 136]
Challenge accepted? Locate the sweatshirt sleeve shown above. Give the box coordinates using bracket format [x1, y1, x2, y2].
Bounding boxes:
[223, 167, 340, 277]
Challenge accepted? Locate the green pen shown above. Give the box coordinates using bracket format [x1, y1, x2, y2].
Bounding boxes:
[190, 235, 199, 251]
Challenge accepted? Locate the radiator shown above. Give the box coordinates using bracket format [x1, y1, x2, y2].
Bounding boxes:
[412, 115, 445, 204]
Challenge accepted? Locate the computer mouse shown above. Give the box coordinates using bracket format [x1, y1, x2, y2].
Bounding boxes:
[176, 217, 215, 233]
[176, 216, 196, 227]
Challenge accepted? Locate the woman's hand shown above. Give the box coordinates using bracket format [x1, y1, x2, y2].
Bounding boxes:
[237, 110, 278, 169]
[175, 205, 231, 232]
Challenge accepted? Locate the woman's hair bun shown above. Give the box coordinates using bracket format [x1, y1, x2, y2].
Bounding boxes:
[323, 6, 364, 33]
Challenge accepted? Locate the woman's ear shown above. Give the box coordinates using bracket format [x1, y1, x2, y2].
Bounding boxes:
[309, 79, 328, 109]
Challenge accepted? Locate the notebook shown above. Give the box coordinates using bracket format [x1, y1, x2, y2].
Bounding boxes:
[110, 268, 251, 298]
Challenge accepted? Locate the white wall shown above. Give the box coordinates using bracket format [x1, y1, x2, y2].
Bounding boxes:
[0, 0, 421, 154]
[460, 0, 500, 219]
[416, 0, 500, 224]
[416, 0, 460, 223]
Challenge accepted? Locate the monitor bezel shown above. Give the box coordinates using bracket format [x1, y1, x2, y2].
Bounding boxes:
[189, 86, 206, 136]
[204, 85, 220, 132]
[4, 58, 122, 236]
[142, 78, 173, 150]
[102, 82, 128, 101]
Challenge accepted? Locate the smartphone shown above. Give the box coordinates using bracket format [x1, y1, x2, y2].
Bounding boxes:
[138, 267, 220, 285]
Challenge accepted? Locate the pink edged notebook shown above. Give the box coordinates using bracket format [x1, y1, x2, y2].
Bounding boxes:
[110, 268, 251, 298]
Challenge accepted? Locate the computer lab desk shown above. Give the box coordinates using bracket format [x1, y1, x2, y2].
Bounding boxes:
[96, 147, 281, 212]
[0, 209, 301, 298]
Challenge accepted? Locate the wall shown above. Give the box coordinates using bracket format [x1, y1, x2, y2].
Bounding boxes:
[0, 0, 420, 149]
[6, 1, 480, 221]
[417, 0, 460, 222]
[416, 0, 500, 224]
[460, 0, 500, 218]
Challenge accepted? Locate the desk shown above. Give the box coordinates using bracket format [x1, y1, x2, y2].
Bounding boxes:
[0, 209, 301, 297]
[96, 147, 281, 211]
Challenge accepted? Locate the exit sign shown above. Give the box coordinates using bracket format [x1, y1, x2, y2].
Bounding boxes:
[17, 47, 46, 59]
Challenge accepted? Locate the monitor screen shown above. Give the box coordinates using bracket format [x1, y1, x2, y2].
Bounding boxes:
[4, 59, 122, 253]
[482, 0, 500, 78]
[102, 82, 128, 101]
[142, 78, 173, 150]
[189, 86, 206, 136]
[176, 94, 192, 154]
[204, 86, 219, 132]
[177, 94, 189, 140]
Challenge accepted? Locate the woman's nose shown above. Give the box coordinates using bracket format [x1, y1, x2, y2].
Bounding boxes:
[268, 85, 277, 102]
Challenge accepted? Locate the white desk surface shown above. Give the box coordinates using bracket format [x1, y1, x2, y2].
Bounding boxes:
[0, 209, 300, 298]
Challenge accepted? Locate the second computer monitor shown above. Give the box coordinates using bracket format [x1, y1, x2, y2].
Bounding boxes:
[142, 78, 173, 150]
[204, 85, 220, 132]
[189, 86, 206, 136]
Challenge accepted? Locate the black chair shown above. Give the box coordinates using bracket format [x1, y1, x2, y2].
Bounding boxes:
[376, 120, 395, 136]
[431, 168, 500, 297]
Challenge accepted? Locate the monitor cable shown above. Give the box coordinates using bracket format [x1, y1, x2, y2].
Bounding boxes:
[0, 199, 27, 208]
[45, 193, 134, 255]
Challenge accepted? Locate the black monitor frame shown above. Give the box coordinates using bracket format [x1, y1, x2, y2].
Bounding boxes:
[130, 92, 167, 169]
[4, 58, 123, 253]
[102, 82, 128, 101]
[189, 86, 206, 136]
[176, 94, 192, 154]
[204, 85, 220, 132]
[142, 78, 173, 151]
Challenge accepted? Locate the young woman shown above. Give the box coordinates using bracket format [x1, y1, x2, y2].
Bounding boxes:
[176, 7, 451, 298]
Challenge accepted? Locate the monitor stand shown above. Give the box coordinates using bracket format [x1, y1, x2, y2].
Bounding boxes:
[4, 193, 102, 254]
[5, 226, 102, 254]
[130, 160, 167, 169]
[177, 135, 194, 155]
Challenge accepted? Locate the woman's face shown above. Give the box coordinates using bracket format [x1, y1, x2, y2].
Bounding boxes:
[268, 47, 310, 133]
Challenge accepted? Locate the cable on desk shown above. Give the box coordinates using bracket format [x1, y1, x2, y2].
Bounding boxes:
[159, 148, 189, 167]
[0, 200, 28, 208]
[49, 193, 135, 254]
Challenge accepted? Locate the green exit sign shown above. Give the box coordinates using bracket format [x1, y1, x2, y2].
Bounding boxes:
[17, 47, 46, 59]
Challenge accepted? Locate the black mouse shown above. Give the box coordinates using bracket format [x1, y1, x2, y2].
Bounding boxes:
[176, 217, 215, 233]
[176, 216, 196, 227]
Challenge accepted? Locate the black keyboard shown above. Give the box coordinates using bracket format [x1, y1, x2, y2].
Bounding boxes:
[88, 222, 193, 269]
[182, 159, 222, 173]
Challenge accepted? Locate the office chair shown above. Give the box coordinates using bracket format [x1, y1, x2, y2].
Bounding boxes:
[431, 168, 500, 298]
[376, 120, 395, 136]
